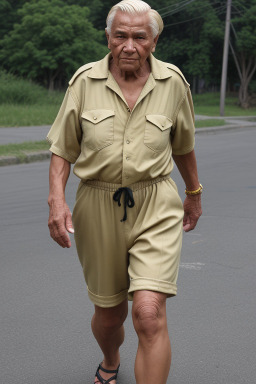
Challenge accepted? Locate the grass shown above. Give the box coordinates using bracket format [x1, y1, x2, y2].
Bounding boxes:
[0, 72, 256, 126]
[0, 71, 64, 105]
[0, 140, 49, 159]
[0, 71, 64, 127]
[193, 93, 256, 116]
[195, 119, 226, 128]
[3, 74, 255, 163]
[0, 104, 62, 127]
[2, 92, 256, 127]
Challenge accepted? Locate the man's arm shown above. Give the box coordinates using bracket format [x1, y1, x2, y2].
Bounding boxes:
[172, 149, 202, 232]
[48, 154, 74, 248]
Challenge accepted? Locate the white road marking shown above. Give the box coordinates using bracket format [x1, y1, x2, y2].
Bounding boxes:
[180, 262, 205, 270]
[187, 233, 202, 236]
[192, 240, 204, 244]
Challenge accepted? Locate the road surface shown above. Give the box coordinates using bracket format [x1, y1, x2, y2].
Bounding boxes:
[1, 127, 256, 384]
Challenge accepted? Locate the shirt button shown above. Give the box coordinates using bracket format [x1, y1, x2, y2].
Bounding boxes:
[126, 140, 130, 144]
[93, 116, 97, 120]
[161, 124, 164, 128]
[126, 156, 130, 161]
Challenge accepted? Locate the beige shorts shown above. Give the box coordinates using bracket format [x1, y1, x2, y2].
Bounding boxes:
[72, 176, 184, 308]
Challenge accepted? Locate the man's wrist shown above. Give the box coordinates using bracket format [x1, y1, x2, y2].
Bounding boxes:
[48, 194, 66, 207]
[185, 183, 203, 196]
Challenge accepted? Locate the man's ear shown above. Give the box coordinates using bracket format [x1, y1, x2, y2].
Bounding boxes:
[105, 29, 111, 49]
[151, 34, 159, 53]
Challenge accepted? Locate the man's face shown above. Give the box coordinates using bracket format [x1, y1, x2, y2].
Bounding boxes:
[106, 11, 158, 73]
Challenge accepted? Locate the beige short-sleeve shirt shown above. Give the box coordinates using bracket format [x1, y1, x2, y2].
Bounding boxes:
[47, 53, 195, 187]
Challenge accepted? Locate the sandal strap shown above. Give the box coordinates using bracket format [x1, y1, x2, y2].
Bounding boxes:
[96, 371, 117, 384]
[99, 363, 120, 374]
[95, 363, 120, 384]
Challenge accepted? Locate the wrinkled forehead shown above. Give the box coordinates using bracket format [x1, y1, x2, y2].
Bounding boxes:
[111, 10, 152, 33]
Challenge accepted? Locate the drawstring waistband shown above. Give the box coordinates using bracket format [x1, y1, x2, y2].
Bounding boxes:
[113, 187, 135, 222]
[83, 175, 170, 222]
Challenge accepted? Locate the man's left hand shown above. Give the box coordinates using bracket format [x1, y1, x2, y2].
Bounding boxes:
[183, 194, 202, 232]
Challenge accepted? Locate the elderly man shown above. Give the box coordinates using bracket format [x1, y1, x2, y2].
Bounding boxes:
[47, 1, 202, 383]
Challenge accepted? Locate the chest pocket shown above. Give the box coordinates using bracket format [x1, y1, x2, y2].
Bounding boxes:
[81, 109, 115, 151]
[144, 115, 172, 152]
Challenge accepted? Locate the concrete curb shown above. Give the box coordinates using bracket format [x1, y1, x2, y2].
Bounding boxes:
[196, 123, 256, 134]
[0, 124, 255, 167]
[0, 151, 50, 167]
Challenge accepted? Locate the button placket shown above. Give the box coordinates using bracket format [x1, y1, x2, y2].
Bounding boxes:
[122, 106, 134, 183]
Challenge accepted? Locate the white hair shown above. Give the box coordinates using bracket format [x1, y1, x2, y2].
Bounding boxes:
[106, 0, 164, 38]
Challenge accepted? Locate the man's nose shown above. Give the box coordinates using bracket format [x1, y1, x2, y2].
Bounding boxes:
[123, 38, 136, 52]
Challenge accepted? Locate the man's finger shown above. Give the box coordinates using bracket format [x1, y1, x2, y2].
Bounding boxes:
[65, 212, 74, 234]
[184, 216, 198, 232]
[49, 219, 71, 248]
[183, 223, 191, 232]
[56, 232, 71, 248]
[56, 224, 71, 247]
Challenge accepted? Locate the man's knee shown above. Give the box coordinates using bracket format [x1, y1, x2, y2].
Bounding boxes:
[93, 300, 128, 333]
[132, 291, 167, 340]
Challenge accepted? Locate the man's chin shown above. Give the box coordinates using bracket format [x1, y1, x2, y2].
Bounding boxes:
[118, 61, 140, 71]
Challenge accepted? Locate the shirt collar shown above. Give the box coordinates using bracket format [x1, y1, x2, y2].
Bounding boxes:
[87, 53, 110, 79]
[148, 54, 172, 80]
[88, 53, 172, 80]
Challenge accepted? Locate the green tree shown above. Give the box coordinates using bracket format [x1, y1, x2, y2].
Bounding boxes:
[88, 0, 225, 90]
[0, 0, 108, 89]
[154, 0, 224, 91]
[0, 0, 27, 38]
[0, 0, 13, 38]
[230, 0, 256, 107]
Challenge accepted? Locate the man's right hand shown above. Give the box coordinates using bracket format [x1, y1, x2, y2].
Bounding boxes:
[48, 198, 74, 248]
[48, 154, 73, 248]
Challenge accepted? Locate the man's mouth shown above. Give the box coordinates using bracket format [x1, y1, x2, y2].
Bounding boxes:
[120, 58, 138, 61]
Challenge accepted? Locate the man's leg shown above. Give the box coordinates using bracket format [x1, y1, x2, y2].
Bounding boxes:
[132, 291, 171, 384]
[92, 299, 128, 383]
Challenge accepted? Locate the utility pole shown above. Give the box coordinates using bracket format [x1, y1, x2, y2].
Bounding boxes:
[220, 0, 232, 116]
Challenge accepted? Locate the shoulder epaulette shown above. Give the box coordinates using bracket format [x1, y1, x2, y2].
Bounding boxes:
[69, 62, 96, 85]
[166, 64, 189, 86]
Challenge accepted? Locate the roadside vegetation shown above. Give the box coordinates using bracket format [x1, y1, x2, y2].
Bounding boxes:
[0, 72, 64, 126]
[0, 1, 255, 163]
[0, 141, 49, 160]
[1, 0, 256, 108]
[195, 119, 227, 128]
[0, 104, 62, 127]
[0, 73, 256, 128]
[193, 93, 256, 116]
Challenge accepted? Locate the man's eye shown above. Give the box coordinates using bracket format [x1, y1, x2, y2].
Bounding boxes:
[116, 35, 124, 39]
[136, 36, 145, 40]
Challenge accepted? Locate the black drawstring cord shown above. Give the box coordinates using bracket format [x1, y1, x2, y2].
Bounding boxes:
[113, 187, 135, 222]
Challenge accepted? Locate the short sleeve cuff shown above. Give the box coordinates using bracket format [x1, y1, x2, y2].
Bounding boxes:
[172, 141, 195, 156]
[48, 143, 78, 164]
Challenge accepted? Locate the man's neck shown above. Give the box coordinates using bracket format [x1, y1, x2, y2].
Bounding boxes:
[109, 59, 151, 83]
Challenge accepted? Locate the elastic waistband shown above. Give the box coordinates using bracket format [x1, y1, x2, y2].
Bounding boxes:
[83, 175, 170, 192]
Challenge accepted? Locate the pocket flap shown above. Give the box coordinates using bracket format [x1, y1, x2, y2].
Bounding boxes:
[146, 115, 172, 131]
[81, 109, 115, 124]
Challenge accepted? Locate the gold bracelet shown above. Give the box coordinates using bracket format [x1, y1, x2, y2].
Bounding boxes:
[185, 183, 203, 196]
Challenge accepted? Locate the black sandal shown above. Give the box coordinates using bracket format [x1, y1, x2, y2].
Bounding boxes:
[94, 362, 120, 384]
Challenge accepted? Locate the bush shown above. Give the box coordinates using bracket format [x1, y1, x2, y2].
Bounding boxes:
[0, 71, 63, 105]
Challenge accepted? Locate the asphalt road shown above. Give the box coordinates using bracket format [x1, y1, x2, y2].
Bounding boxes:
[0, 117, 256, 145]
[0, 125, 50, 145]
[1, 128, 256, 384]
